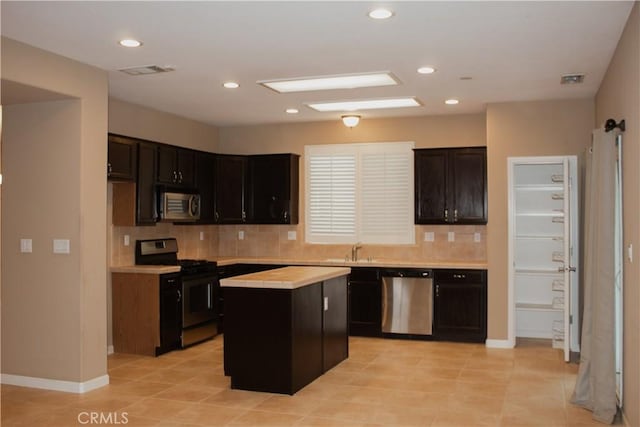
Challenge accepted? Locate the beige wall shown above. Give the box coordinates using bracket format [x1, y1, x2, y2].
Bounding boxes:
[108, 98, 219, 152]
[594, 2, 640, 425]
[1, 37, 108, 384]
[217, 114, 488, 263]
[486, 99, 595, 340]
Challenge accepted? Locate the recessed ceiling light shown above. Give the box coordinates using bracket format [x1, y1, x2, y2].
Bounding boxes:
[258, 72, 398, 93]
[417, 67, 436, 74]
[119, 39, 142, 48]
[223, 82, 240, 89]
[285, 108, 299, 114]
[445, 99, 459, 105]
[306, 97, 421, 112]
[368, 8, 394, 19]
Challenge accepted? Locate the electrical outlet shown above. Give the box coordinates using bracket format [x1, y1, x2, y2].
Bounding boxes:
[474, 232, 481, 243]
[199, 231, 205, 241]
[20, 239, 32, 253]
[124, 235, 130, 246]
[238, 230, 245, 240]
[287, 231, 297, 240]
[448, 232, 455, 242]
[424, 232, 435, 242]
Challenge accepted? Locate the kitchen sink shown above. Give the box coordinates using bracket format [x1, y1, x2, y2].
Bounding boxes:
[324, 258, 378, 264]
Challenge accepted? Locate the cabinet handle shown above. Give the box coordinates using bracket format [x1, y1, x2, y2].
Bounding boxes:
[242, 211, 246, 222]
[283, 211, 288, 222]
[107, 163, 112, 176]
[215, 212, 220, 222]
[177, 290, 182, 303]
[444, 209, 448, 220]
[178, 171, 183, 183]
[454, 209, 458, 222]
[173, 171, 178, 183]
[436, 284, 439, 297]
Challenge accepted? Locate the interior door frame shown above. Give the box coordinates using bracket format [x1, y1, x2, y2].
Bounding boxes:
[507, 155, 580, 358]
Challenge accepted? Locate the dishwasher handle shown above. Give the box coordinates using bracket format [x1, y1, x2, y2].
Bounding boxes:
[380, 269, 432, 278]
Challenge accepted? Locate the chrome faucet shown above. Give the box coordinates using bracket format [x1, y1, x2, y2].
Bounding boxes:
[351, 242, 363, 262]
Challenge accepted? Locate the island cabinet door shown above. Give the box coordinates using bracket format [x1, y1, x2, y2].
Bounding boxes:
[322, 276, 349, 372]
[291, 283, 324, 393]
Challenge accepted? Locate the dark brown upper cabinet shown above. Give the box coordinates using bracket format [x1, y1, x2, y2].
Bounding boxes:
[248, 154, 299, 224]
[157, 145, 196, 188]
[214, 154, 248, 224]
[414, 147, 487, 224]
[107, 134, 137, 181]
[195, 152, 216, 224]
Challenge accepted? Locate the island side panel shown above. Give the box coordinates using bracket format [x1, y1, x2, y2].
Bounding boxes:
[223, 287, 294, 394]
[291, 282, 324, 394]
[322, 276, 349, 371]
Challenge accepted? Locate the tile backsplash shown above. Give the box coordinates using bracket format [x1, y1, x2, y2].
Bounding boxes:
[216, 224, 486, 262]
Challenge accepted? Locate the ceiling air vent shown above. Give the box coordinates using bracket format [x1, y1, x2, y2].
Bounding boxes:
[560, 74, 585, 85]
[118, 65, 175, 76]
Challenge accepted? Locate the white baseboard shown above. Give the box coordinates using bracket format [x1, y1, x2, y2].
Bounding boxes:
[485, 339, 514, 349]
[1, 373, 109, 394]
[107, 345, 114, 355]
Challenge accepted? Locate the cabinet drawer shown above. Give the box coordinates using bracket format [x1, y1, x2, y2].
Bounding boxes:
[349, 268, 380, 282]
[435, 269, 486, 283]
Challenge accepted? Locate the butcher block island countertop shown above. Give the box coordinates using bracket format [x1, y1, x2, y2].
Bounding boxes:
[220, 266, 351, 289]
[222, 266, 350, 395]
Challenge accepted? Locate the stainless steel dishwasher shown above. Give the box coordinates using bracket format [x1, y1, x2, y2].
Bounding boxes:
[381, 269, 433, 336]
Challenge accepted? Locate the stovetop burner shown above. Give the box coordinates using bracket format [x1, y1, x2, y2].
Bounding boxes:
[135, 238, 216, 274]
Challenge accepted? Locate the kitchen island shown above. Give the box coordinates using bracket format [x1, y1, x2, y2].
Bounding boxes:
[221, 266, 350, 394]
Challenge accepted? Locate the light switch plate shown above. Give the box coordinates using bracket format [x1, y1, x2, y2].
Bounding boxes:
[53, 239, 70, 254]
[448, 232, 455, 242]
[424, 232, 435, 242]
[474, 232, 481, 243]
[20, 239, 33, 253]
[287, 231, 297, 240]
[628, 244, 633, 263]
[124, 235, 130, 246]
[238, 230, 245, 240]
[199, 231, 205, 241]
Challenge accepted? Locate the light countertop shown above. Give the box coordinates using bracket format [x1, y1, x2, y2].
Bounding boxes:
[110, 258, 486, 275]
[220, 266, 351, 290]
[212, 257, 487, 270]
[110, 265, 181, 274]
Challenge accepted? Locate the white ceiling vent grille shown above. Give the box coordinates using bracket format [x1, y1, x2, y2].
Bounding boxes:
[560, 74, 585, 84]
[118, 65, 175, 76]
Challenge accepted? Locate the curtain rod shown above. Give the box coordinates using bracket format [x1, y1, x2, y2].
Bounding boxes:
[605, 118, 625, 133]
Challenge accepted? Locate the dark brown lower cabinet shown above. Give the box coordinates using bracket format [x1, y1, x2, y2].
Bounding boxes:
[433, 269, 487, 343]
[223, 276, 348, 394]
[348, 268, 382, 337]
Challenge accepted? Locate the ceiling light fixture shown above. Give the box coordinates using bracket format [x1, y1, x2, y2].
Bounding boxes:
[445, 99, 459, 105]
[342, 115, 361, 128]
[417, 66, 436, 74]
[307, 97, 421, 112]
[223, 82, 240, 89]
[258, 72, 398, 93]
[119, 39, 142, 48]
[560, 74, 585, 84]
[368, 8, 394, 19]
[285, 108, 299, 114]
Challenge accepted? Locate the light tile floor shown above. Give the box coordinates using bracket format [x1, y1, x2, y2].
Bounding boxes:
[1, 337, 616, 426]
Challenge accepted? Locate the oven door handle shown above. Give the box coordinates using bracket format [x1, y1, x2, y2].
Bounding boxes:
[207, 283, 212, 310]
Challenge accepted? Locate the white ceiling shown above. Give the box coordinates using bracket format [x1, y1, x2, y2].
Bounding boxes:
[1, 1, 633, 127]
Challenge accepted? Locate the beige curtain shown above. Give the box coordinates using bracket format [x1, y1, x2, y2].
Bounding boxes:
[571, 128, 617, 423]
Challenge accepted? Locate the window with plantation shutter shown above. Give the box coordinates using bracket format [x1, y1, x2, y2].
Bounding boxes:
[305, 142, 415, 244]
